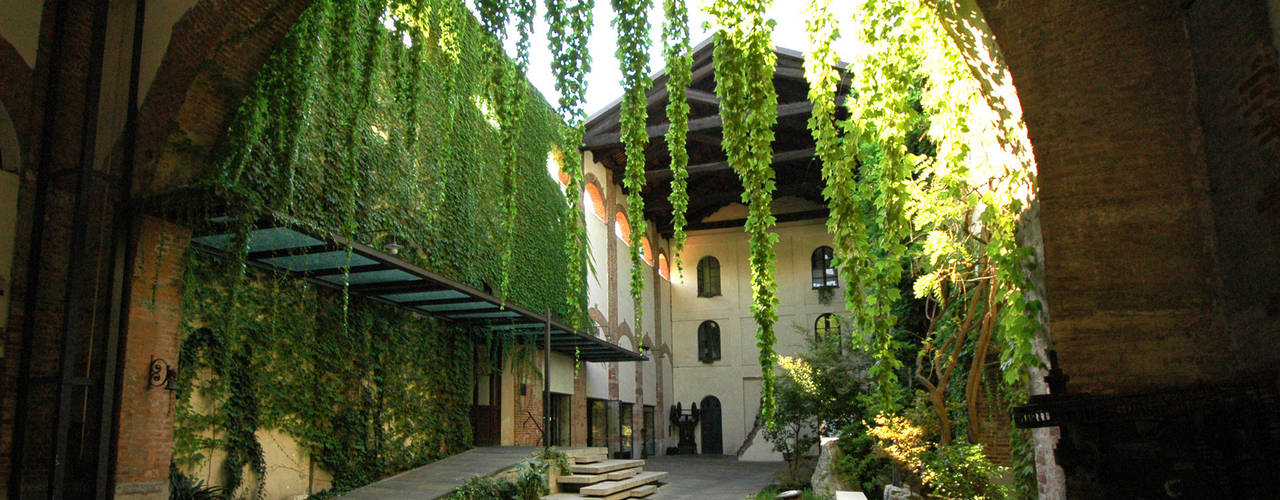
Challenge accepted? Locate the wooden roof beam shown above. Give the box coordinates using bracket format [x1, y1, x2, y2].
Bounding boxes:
[583, 101, 814, 149]
[644, 147, 815, 182]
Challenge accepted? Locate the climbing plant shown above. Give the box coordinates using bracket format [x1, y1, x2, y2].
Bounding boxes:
[612, 0, 653, 340]
[804, 0, 1042, 494]
[545, 0, 595, 328]
[174, 0, 582, 495]
[707, 0, 781, 426]
[662, 0, 693, 274]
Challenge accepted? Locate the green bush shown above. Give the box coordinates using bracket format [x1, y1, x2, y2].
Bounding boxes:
[169, 467, 229, 500]
[920, 441, 1011, 500]
[832, 422, 889, 496]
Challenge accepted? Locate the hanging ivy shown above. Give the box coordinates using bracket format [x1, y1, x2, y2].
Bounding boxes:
[174, 0, 581, 495]
[546, 0, 595, 327]
[662, 0, 693, 274]
[805, 0, 1042, 494]
[612, 0, 653, 337]
[707, 0, 781, 426]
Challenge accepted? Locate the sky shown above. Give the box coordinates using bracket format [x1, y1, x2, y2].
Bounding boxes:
[492, 0, 856, 119]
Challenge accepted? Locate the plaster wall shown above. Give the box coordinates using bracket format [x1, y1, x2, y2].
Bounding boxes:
[0, 0, 42, 67]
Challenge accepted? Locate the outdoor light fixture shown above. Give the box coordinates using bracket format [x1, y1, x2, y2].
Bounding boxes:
[149, 356, 177, 391]
[353, 228, 402, 255]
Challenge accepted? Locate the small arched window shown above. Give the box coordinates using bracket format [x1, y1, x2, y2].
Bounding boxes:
[615, 211, 631, 243]
[584, 183, 606, 221]
[815, 313, 840, 341]
[640, 237, 654, 265]
[697, 320, 721, 363]
[697, 256, 721, 298]
[657, 253, 670, 280]
[812, 246, 837, 289]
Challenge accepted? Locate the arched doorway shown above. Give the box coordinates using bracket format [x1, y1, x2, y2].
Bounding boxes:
[700, 395, 722, 454]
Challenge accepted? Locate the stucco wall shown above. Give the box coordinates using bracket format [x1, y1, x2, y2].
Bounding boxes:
[670, 219, 843, 457]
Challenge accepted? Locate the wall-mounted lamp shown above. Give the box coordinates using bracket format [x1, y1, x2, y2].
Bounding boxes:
[149, 357, 177, 391]
[353, 229, 403, 255]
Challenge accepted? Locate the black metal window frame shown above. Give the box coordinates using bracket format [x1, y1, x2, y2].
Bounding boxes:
[811, 246, 838, 289]
[697, 320, 721, 363]
[696, 256, 721, 297]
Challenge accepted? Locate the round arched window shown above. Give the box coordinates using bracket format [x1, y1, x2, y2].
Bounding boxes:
[815, 313, 840, 341]
[697, 320, 721, 363]
[697, 256, 721, 297]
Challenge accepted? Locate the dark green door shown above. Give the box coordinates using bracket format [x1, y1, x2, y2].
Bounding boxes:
[700, 395, 722, 454]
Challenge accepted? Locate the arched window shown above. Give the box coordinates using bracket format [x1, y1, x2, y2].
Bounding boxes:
[812, 246, 837, 289]
[657, 253, 670, 280]
[584, 182, 606, 221]
[697, 320, 721, 363]
[615, 211, 631, 243]
[697, 256, 721, 298]
[640, 237, 654, 265]
[815, 313, 840, 341]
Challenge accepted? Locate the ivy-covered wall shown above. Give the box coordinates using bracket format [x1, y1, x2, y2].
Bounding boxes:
[173, 0, 577, 495]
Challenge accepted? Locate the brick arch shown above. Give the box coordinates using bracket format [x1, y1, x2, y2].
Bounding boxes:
[613, 205, 631, 243]
[132, 0, 314, 195]
[583, 173, 607, 221]
[587, 306, 608, 336]
[614, 320, 635, 345]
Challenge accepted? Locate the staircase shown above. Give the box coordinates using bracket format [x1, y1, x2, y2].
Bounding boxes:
[543, 448, 667, 500]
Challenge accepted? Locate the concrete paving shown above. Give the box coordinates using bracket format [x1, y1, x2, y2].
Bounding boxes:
[339, 448, 782, 500]
[644, 455, 783, 499]
[340, 446, 538, 499]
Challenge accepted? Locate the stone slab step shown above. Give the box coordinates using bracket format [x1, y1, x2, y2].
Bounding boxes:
[543, 485, 662, 500]
[579, 471, 668, 497]
[629, 484, 658, 497]
[557, 473, 608, 485]
[571, 459, 644, 475]
[564, 447, 608, 458]
[605, 467, 641, 480]
[572, 453, 608, 464]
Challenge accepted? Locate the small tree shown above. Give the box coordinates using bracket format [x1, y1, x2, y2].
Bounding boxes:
[766, 330, 875, 486]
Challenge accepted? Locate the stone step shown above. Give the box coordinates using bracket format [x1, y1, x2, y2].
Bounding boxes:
[570, 459, 645, 475]
[579, 471, 668, 497]
[564, 447, 608, 459]
[557, 473, 608, 485]
[543, 484, 662, 500]
[605, 467, 641, 480]
[572, 453, 608, 464]
[555, 467, 641, 490]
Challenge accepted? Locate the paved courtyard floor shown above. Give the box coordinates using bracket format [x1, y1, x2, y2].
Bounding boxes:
[340, 446, 538, 499]
[338, 448, 781, 499]
[644, 455, 783, 499]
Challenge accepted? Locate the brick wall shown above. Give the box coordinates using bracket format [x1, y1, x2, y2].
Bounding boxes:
[113, 217, 190, 499]
[976, 0, 1229, 394]
[1185, 0, 1280, 375]
[513, 354, 545, 447]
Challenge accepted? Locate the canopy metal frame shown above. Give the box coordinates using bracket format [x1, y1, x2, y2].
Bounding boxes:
[190, 216, 646, 363]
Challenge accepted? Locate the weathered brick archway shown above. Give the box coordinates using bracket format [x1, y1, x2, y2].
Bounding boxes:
[0, 2, 314, 497]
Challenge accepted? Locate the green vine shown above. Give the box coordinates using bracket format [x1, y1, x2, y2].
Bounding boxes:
[173, 0, 583, 494]
[612, 0, 653, 336]
[662, 0, 692, 274]
[546, 0, 595, 328]
[804, 0, 1042, 493]
[707, 0, 781, 426]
